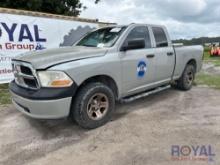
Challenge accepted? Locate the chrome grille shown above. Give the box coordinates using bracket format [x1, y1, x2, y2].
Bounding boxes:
[12, 61, 40, 90]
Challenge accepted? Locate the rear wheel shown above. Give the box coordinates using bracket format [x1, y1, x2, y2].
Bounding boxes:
[174, 64, 195, 91]
[71, 82, 115, 129]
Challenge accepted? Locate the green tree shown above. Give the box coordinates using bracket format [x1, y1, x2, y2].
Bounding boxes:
[0, 0, 99, 16]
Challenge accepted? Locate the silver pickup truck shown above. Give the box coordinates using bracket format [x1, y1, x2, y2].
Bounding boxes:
[9, 24, 203, 129]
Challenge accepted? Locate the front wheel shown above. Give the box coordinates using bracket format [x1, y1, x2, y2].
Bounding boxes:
[174, 64, 195, 91]
[71, 82, 115, 129]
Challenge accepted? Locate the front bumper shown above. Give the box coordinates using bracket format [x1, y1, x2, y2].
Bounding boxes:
[11, 92, 72, 119]
[9, 81, 77, 119]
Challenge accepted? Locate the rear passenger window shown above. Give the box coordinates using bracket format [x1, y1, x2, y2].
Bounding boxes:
[152, 27, 168, 47]
[126, 26, 151, 48]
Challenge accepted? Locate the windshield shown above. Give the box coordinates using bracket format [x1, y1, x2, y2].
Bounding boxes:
[76, 26, 127, 48]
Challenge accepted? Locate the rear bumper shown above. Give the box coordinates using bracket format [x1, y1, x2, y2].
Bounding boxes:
[9, 81, 77, 119]
[11, 91, 72, 119]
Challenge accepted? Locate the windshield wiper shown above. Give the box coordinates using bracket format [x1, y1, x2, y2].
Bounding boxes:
[82, 44, 97, 47]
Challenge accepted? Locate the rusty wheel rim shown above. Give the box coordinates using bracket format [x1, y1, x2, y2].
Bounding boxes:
[186, 70, 194, 85]
[87, 93, 109, 120]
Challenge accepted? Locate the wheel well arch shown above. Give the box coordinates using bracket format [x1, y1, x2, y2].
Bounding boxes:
[187, 59, 197, 71]
[77, 75, 119, 99]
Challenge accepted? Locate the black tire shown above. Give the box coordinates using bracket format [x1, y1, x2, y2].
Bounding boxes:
[175, 64, 195, 91]
[71, 82, 115, 129]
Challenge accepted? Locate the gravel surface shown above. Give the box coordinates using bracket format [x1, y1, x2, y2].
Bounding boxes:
[0, 87, 220, 165]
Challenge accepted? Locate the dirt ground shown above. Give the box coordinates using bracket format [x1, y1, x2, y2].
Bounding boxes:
[202, 62, 220, 76]
[0, 86, 220, 165]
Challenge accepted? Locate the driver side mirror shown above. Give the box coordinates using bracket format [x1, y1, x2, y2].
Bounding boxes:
[120, 38, 145, 51]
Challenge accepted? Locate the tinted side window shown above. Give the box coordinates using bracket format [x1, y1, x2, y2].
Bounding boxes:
[126, 26, 151, 48]
[152, 27, 168, 47]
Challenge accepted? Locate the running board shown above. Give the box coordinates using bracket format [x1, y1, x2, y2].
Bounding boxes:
[120, 85, 171, 103]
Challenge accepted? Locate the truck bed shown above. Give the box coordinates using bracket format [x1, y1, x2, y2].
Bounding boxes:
[173, 44, 203, 80]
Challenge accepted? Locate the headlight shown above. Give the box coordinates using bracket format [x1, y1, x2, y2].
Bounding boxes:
[37, 71, 73, 88]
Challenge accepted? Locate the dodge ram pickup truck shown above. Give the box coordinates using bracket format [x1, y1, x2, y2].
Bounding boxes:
[9, 24, 204, 129]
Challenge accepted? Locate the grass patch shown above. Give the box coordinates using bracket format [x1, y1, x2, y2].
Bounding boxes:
[195, 48, 220, 88]
[0, 84, 9, 89]
[0, 84, 11, 105]
[195, 73, 220, 89]
[203, 48, 211, 60]
[211, 60, 220, 67]
[203, 47, 220, 66]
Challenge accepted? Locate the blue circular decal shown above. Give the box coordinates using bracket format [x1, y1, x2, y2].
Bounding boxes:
[137, 60, 147, 78]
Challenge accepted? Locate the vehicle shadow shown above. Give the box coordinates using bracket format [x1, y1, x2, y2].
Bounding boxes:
[112, 88, 178, 121]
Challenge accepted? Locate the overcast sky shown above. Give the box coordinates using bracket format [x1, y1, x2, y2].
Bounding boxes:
[80, 0, 220, 39]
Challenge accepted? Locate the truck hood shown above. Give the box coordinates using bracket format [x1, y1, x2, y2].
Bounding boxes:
[14, 46, 108, 69]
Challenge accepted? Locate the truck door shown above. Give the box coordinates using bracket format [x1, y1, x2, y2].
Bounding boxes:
[120, 26, 156, 96]
[151, 26, 175, 83]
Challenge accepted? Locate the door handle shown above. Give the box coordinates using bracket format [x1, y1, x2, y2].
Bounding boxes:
[146, 54, 155, 58]
[167, 52, 174, 56]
